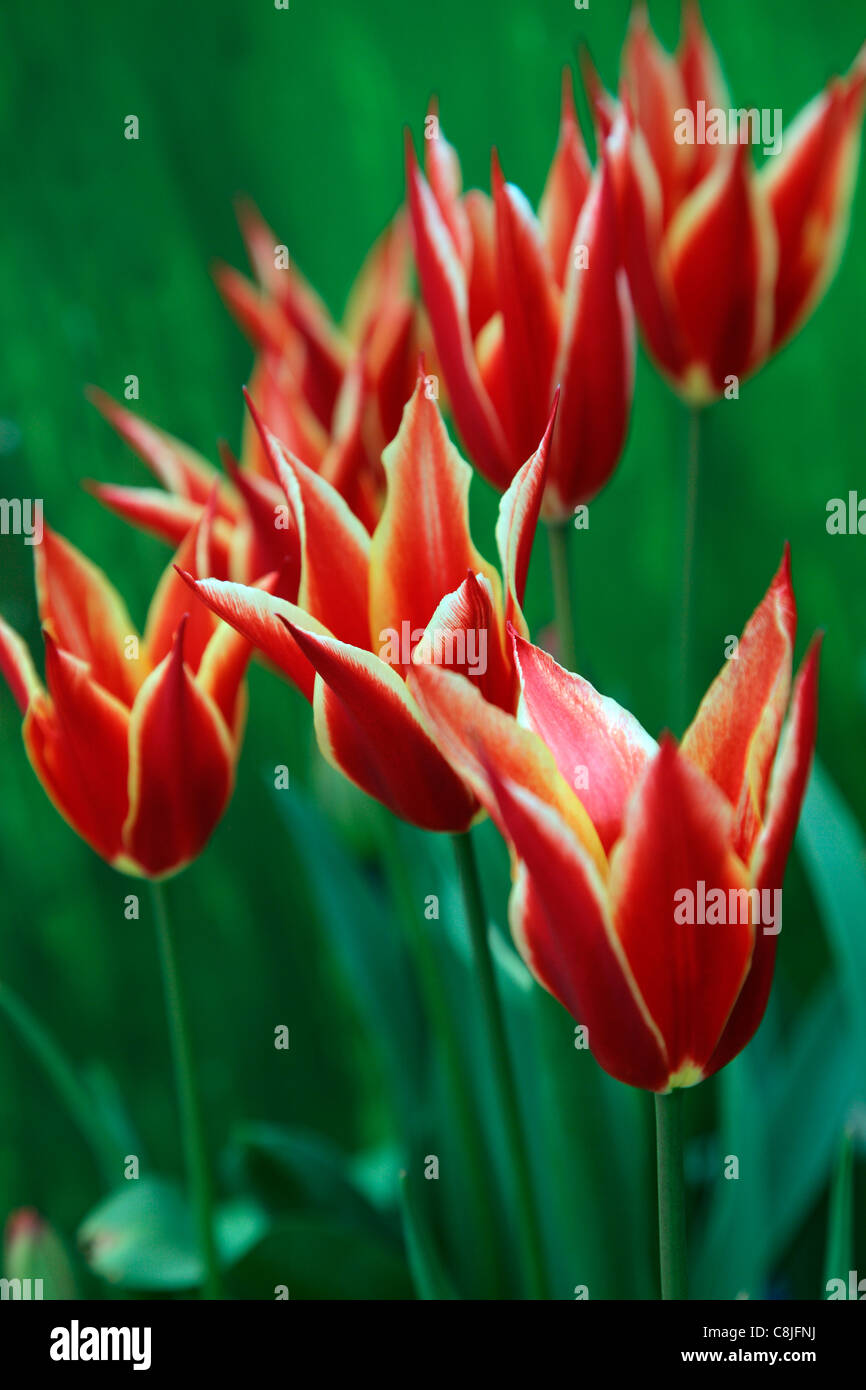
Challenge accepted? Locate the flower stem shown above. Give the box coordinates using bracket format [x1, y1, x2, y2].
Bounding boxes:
[377, 812, 504, 1295]
[654, 1090, 687, 1299]
[672, 406, 701, 732]
[151, 880, 223, 1300]
[546, 519, 578, 673]
[452, 830, 549, 1299]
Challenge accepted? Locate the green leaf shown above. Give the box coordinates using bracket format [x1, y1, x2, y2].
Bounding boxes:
[823, 1131, 854, 1295]
[398, 1172, 458, 1300]
[77, 1178, 268, 1291]
[232, 1122, 397, 1239]
[797, 758, 866, 1075]
[231, 1214, 413, 1300]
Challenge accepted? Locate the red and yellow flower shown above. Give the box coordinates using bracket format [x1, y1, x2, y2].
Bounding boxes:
[406, 80, 635, 518]
[183, 370, 556, 831]
[600, 2, 866, 401]
[0, 507, 250, 878]
[409, 549, 820, 1090]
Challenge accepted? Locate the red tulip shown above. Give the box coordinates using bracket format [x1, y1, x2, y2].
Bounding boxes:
[409, 549, 820, 1090]
[0, 506, 251, 878]
[406, 79, 635, 519]
[602, 2, 866, 401]
[183, 370, 555, 831]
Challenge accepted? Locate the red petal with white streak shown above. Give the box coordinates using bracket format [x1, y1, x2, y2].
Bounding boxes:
[706, 637, 820, 1076]
[547, 157, 635, 513]
[368, 376, 499, 668]
[608, 737, 753, 1083]
[35, 526, 144, 706]
[286, 623, 479, 831]
[681, 547, 795, 862]
[406, 136, 513, 490]
[491, 774, 670, 1091]
[512, 631, 657, 852]
[122, 620, 234, 878]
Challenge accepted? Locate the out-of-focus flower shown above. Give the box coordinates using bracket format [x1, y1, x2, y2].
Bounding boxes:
[183, 370, 555, 831]
[0, 506, 250, 878]
[406, 80, 635, 519]
[409, 549, 820, 1090]
[215, 199, 424, 528]
[87, 201, 426, 559]
[599, 2, 866, 402]
[3, 1209, 77, 1300]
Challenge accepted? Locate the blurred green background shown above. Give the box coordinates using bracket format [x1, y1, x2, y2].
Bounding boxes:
[0, 0, 863, 1298]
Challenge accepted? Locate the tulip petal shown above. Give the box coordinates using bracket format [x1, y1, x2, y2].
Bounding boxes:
[681, 547, 796, 861]
[512, 631, 657, 852]
[285, 623, 479, 831]
[663, 142, 777, 394]
[548, 158, 635, 512]
[406, 136, 513, 490]
[677, 0, 731, 188]
[368, 375, 500, 668]
[494, 400, 554, 634]
[539, 69, 592, 287]
[706, 637, 821, 1076]
[492, 775, 670, 1091]
[408, 662, 606, 873]
[246, 392, 372, 649]
[87, 389, 227, 508]
[25, 636, 130, 863]
[607, 737, 754, 1084]
[622, 1, 689, 223]
[84, 483, 233, 570]
[414, 572, 512, 712]
[182, 572, 330, 703]
[0, 614, 43, 713]
[35, 527, 145, 706]
[122, 619, 234, 878]
[143, 498, 225, 671]
[492, 152, 561, 463]
[763, 61, 866, 349]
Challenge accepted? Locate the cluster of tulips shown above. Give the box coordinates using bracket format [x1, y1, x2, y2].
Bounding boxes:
[1, 4, 864, 1299]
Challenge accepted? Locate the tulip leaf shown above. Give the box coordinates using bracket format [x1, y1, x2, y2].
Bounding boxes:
[398, 1171, 459, 1300]
[270, 785, 428, 1127]
[230, 1214, 413, 1300]
[77, 1178, 268, 1291]
[231, 1121, 398, 1240]
[797, 757, 866, 1073]
[822, 1131, 855, 1295]
[694, 981, 858, 1297]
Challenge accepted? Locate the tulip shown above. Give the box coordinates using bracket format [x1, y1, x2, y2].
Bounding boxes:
[0, 505, 250, 878]
[409, 548, 820, 1091]
[215, 199, 424, 529]
[3, 1209, 77, 1300]
[602, 1, 866, 402]
[406, 79, 635, 519]
[183, 369, 554, 832]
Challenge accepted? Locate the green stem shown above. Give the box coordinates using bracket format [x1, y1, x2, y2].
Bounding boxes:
[672, 406, 701, 732]
[151, 881, 223, 1300]
[452, 830, 549, 1300]
[377, 813, 504, 1295]
[0, 982, 119, 1185]
[546, 519, 578, 673]
[654, 1090, 687, 1299]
